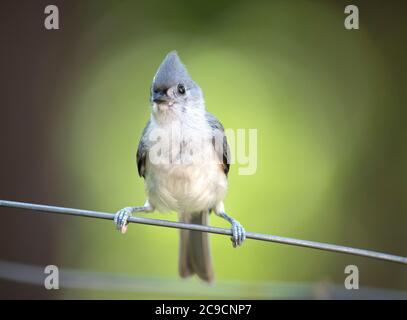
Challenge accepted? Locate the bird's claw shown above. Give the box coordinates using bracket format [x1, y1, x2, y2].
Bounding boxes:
[114, 207, 133, 234]
[230, 220, 246, 247]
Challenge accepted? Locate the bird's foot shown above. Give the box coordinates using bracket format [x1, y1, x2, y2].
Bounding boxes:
[114, 207, 133, 234]
[230, 219, 246, 248]
[217, 211, 246, 247]
[114, 204, 153, 234]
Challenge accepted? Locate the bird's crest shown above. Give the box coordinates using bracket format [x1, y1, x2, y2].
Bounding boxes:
[153, 51, 192, 89]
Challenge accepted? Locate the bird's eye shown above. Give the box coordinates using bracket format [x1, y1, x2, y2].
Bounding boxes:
[177, 84, 186, 95]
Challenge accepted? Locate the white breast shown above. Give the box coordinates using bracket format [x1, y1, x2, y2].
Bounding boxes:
[144, 122, 227, 213]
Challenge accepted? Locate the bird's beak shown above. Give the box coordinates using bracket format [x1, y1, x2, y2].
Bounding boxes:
[152, 91, 170, 104]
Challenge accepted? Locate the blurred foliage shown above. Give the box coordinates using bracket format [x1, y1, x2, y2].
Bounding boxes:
[49, 0, 406, 298]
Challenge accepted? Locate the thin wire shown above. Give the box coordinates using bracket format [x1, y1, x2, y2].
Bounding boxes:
[1, 199, 406, 265]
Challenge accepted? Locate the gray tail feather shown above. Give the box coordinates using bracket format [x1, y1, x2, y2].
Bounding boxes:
[179, 211, 214, 283]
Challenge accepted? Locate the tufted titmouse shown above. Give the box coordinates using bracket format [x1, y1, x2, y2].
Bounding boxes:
[114, 51, 246, 282]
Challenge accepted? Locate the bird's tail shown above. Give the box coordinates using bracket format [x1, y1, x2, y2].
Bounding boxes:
[179, 211, 214, 283]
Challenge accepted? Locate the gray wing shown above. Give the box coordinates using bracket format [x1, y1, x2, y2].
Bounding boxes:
[137, 120, 151, 178]
[205, 112, 231, 176]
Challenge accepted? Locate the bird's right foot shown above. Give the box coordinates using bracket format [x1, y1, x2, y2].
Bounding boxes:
[114, 204, 153, 234]
[114, 207, 134, 234]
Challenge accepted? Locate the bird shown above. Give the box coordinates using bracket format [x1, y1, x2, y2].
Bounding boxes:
[114, 51, 246, 282]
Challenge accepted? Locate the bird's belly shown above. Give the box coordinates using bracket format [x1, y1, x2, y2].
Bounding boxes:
[145, 162, 227, 213]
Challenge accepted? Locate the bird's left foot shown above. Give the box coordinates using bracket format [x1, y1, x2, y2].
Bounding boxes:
[230, 219, 246, 247]
[217, 212, 246, 247]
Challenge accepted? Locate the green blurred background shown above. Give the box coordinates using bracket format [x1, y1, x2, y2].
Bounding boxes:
[0, 0, 406, 299]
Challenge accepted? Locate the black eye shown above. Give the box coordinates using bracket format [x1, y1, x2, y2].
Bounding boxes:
[177, 84, 186, 95]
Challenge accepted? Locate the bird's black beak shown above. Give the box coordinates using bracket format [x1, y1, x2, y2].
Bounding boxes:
[152, 91, 170, 104]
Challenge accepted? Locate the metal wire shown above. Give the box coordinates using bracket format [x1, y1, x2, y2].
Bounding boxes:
[1, 199, 406, 265]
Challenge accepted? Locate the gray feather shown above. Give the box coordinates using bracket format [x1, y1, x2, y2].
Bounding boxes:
[179, 211, 214, 283]
[136, 120, 151, 178]
[153, 51, 194, 90]
[206, 112, 231, 176]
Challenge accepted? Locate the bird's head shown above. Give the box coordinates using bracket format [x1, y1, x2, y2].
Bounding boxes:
[150, 51, 204, 119]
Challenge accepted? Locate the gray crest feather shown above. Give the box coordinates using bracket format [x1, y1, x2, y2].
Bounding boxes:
[153, 51, 193, 89]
